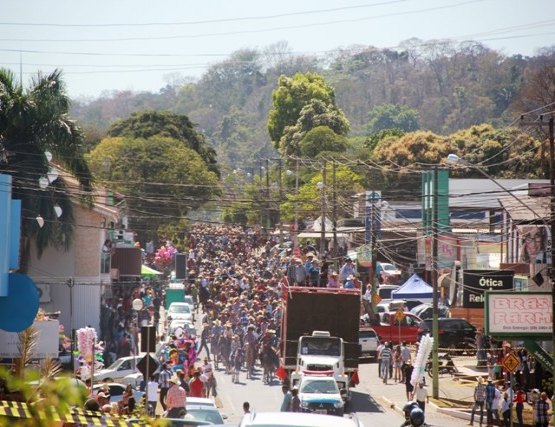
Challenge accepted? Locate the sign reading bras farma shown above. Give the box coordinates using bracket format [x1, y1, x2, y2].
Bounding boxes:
[462, 270, 514, 308]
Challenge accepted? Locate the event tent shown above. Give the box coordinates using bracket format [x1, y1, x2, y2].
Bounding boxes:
[391, 274, 433, 301]
[141, 264, 163, 277]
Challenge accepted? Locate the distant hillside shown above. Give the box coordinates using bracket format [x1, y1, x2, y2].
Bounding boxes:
[70, 40, 555, 169]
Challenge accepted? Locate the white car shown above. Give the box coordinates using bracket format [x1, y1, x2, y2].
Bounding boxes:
[168, 320, 197, 338]
[167, 302, 193, 324]
[359, 327, 378, 360]
[298, 375, 344, 416]
[377, 262, 402, 284]
[94, 355, 142, 382]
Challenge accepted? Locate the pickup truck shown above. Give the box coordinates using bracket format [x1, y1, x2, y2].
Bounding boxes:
[361, 312, 421, 345]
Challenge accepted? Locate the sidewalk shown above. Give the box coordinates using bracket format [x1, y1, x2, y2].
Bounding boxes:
[357, 360, 483, 426]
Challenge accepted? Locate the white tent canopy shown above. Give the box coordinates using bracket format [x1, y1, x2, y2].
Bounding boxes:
[391, 274, 433, 301]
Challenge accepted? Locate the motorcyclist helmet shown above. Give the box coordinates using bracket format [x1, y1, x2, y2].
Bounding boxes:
[410, 407, 425, 426]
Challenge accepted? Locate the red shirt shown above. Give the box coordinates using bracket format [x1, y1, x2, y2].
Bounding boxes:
[515, 390, 526, 404]
[189, 377, 204, 397]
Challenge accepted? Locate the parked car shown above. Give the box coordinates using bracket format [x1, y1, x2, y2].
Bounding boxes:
[94, 355, 143, 382]
[92, 382, 144, 404]
[359, 327, 378, 360]
[185, 403, 227, 424]
[410, 303, 450, 320]
[240, 412, 364, 427]
[376, 284, 400, 301]
[417, 318, 477, 354]
[376, 262, 402, 284]
[167, 302, 193, 324]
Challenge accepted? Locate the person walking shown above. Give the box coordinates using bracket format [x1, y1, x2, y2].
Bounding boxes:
[404, 361, 414, 401]
[414, 381, 429, 413]
[158, 363, 172, 411]
[198, 323, 211, 360]
[166, 376, 187, 418]
[501, 392, 511, 427]
[469, 377, 486, 426]
[514, 386, 526, 427]
[146, 376, 158, 417]
[381, 342, 392, 384]
[485, 378, 496, 426]
[280, 385, 292, 412]
[376, 340, 385, 378]
[400, 341, 412, 382]
[291, 387, 301, 412]
[534, 392, 549, 427]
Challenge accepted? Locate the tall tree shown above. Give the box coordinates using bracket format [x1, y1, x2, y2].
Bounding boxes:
[87, 136, 220, 242]
[0, 68, 94, 263]
[366, 103, 420, 133]
[267, 73, 338, 151]
[107, 111, 220, 177]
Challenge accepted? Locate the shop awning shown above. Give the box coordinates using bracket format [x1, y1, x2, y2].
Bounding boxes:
[141, 264, 163, 276]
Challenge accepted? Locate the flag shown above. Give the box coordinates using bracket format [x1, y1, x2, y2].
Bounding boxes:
[275, 366, 288, 381]
[351, 369, 360, 385]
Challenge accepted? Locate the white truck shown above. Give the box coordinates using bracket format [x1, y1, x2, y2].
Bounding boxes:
[291, 331, 351, 403]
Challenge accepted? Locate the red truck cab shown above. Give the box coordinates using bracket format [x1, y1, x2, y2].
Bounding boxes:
[362, 311, 421, 345]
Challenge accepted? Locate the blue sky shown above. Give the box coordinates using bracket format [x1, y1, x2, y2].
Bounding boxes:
[1, 0, 554, 98]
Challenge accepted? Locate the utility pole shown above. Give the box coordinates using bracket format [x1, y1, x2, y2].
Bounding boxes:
[278, 158, 283, 246]
[266, 159, 270, 232]
[520, 116, 555, 420]
[320, 161, 327, 256]
[432, 167, 439, 399]
[332, 161, 337, 256]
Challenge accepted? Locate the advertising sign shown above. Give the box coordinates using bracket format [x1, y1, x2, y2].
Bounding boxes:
[0, 320, 59, 358]
[462, 270, 514, 308]
[485, 292, 552, 338]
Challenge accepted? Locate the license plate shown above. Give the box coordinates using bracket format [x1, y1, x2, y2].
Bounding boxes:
[314, 409, 327, 414]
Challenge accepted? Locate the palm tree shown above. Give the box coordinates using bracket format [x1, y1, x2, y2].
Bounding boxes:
[0, 68, 94, 270]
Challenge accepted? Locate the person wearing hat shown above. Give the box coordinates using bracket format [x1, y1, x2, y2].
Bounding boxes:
[485, 377, 497, 426]
[166, 375, 186, 418]
[339, 257, 357, 284]
[327, 272, 340, 288]
[158, 362, 173, 411]
[96, 391, 110, 407]
[343, 274, 355, 289]
[470, 377, 486, 426]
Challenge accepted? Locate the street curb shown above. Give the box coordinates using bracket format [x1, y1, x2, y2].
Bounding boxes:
[382, 395, 471, 422]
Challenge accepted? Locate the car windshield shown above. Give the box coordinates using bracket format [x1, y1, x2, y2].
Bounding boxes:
[300, 337, 341, 356]
[186, 408, 224, 424]
[300, 379, 339, 394]
[170, 305, 190, 313]
[383, 264, 397, 271]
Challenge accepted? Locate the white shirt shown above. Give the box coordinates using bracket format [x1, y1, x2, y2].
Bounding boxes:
[147, 381, 158, 402]
[415, 386, 428, 402]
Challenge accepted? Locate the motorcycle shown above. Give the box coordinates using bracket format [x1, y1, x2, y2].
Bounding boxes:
[425, 352, 458, 377]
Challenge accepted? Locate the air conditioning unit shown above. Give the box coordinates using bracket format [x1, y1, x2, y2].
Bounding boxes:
[36, 284, 51, 303]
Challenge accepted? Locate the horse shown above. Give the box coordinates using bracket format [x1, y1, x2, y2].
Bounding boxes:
[259, 344, 279, 385]
[210, 334, 221, 369]
[245, 340, 258, 379]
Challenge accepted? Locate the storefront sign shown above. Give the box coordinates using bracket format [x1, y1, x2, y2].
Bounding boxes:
[485, 292, 552, 338]
[462, 270, 514, 308]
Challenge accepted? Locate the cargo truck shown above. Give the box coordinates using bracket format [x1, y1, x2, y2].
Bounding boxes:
[280, 285, 361, 400]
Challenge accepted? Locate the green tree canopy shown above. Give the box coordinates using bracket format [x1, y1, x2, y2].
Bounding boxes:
[279, 99, 350, 156]
[0, 68, 94, 262]
[281, 164, 364, 222]
[300, 126, 348, 158]
[87, 136, 220, 242]
[267, 73, 338, 150]
[366, 103, 420, 133]
[107, 111, 220, 177]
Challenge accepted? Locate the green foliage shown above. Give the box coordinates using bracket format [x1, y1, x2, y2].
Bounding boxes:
[366, 104, 419, 133]
[107, 111, 219, 177]
[0, 68, 94, 261]
[365, 129, 406, 153]
[300, 126, 348, 158]
[279, 98, 350, 156]
[267, 73, 337, 149]
[281, 164, 364, 222]
[87, 136, 220, 242]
